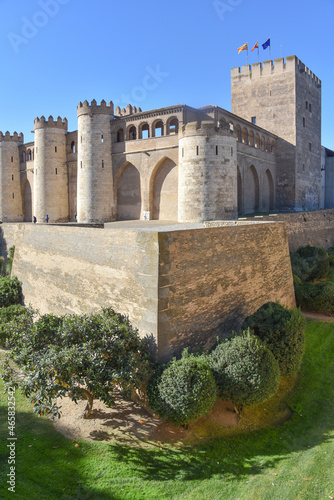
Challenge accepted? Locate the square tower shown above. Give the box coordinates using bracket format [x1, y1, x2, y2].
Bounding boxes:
[231, 56, 322, 211]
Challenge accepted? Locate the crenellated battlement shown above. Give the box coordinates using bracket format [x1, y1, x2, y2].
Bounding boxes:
[114, 104, 143, 117]
[77, 99, 114, 117]
[231, 56, 321, 87]
[34, 115, 68, 131]
[0, 131, 24, 143]
[180, 120, 234, 139]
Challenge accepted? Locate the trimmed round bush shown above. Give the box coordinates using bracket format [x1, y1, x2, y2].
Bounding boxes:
[0, 305, 31, 347]
[148, 351, 217, 426]
[209, 332, 280, 410]
[291, 245, 329, 282]
[295, 281, 334, 315]
[242, 302, 306, 376]
[0, 276, 23, 308]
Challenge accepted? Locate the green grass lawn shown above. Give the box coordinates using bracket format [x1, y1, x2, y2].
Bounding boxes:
[1, 320, 334, 500]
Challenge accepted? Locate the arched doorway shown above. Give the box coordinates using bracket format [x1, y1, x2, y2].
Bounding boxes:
[151, 158, 178, 220]
[262, 169, 274, 211]
[22, 180, 32, 222]
[116, 163, 141, 220]
[244, 165, 259, 214]
[237, 166, 242, 215]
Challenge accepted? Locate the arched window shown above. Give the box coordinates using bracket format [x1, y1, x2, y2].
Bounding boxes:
[255, 134, 260, 149]
[229, 122, 234, 132]
[266, 138, 270, 152]
[71, 141, 76, 153]
[117, 128, 124, 143]
[128, 126, 137, 140]
[27, 149, 32, 161]
[167, 117, 179, 135]
[249, 130, 254, 147]
[140, 123, 150, 139]
[261, 136, 265, 151]
[271, 141, 275, 154]
[236, 125, 241, 142]
[242, 128, 248, 144]
[153, 120, 164, 137]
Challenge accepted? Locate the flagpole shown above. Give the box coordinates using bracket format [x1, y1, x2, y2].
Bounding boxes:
[258, 40, 259, 63]
[269, 36, 271, 60]
[247, 42, 249, 65]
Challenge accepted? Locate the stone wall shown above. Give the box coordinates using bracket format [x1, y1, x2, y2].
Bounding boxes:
[157, 222, 295, 360]
[0, 221, 295, 361]
[240, 208, 334, 251]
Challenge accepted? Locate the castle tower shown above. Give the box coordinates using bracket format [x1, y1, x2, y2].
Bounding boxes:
[0, 132, 24, 222]
[178, 121, 237, 222]
[34, 116, 68, 223]
[77, 100, 114, 223]
[231, 56, 322, 211]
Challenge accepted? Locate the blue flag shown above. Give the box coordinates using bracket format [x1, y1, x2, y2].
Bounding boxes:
[262, 38, 270, 50]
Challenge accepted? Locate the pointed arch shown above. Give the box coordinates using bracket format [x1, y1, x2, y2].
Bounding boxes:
[237, 166, 243, 215]
[262, 169, 275, 211]
[21, 178, 32, 222]
[244, 165, 259, 214]
[115, 162, 141, 220]
[149, 157, 178, 220]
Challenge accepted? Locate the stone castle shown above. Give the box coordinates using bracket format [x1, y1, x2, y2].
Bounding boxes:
[0, 55, 333, 225]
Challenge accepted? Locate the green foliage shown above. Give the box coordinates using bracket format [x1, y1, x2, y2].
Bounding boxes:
[290, 245, 329, 282]
[295, 281, 334, 315]
[148, 350, 217, 426]
[5, 245, 15, 275]
[0, 305, 34, 347]
[2, 308, 154, 419]
[327, 246, 334, 267]
[0, 275, 23, 307]
[242, 302, 306, 376]
[208, 331, 280, 411]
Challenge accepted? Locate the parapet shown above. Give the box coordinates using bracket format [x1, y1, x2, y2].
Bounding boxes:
[180, 120, 235, 139]
[0, 131, 24, 143]
[77, 99, 114, 117]
[34, 116, 68, 131]
[231, 55, 321, 87]
[114, 104, 143, 117]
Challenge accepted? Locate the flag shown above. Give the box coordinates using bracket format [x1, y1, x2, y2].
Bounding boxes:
[262, 38, 270, 50]
[251, 41, 259, 52]
[238, 42, 248, 54]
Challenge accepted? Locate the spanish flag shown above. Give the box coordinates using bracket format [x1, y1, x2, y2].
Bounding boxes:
[237, 42, 248, 53]
[251, 41, 259, 52]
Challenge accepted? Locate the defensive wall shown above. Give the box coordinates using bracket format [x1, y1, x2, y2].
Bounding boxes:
[237, 208, 334, 251]
[0, 220, 295, 360]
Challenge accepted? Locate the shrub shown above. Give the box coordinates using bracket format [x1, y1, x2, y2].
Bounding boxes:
[295, 281, 334, 315]
[148, 350, 217, 426]
[291, 245, 329, 282]
[0, 276, 22, 308]
[208, 331, 280, 411]
[327, 247, 334, 267]
[2, 308, 154, 419]
[0, 305, 33, 347]
[242, 302, 306, 376]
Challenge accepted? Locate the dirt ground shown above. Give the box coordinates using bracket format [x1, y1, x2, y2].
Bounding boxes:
[51, 393, 239, 447]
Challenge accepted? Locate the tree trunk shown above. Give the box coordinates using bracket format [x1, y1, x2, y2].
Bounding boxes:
[79, 388, 94, 419]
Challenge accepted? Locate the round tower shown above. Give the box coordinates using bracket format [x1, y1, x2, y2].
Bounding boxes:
[33, 116, 68, 223]
[178, 121, 238, 222]
[77, 99, 114, 223]
[0, 131, 24, 222]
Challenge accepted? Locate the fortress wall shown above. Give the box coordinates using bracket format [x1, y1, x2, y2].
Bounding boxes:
[0, 222, 295, 361]
[0, 224, 159, 340]
[241, 209, 334, 251]
[156, 222, 295, 359]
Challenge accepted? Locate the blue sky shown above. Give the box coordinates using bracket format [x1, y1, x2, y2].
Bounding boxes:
[1, 0, 333, 148]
